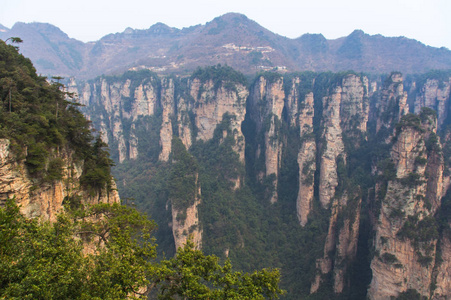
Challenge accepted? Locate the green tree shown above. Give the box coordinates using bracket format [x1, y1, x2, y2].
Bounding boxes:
[0, 39, 113, 191]
[0, 199, 283, 299]
[154, 240, 284, 299]
[0, 198, 88, 299]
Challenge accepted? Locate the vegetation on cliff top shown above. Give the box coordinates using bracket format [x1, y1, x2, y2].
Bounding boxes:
[0, 40, 112, 190]
[192, 64, 248, 93]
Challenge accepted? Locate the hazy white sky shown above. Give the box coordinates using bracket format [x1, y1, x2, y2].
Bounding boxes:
[1, 0, 450, 49]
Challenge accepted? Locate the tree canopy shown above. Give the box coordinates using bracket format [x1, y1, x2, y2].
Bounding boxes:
[0, 199, 284, 299]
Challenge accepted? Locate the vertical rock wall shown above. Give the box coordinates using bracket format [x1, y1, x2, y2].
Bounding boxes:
[171, 175, 202, 250]
[249, 76, 285, 203]
[0, 139, 119, 222]
[310, 74, 369, 293]
[375, 73, 409, 135]
[159, 78, 175, 162]
[297, 92, 316, 226]
[414, 78, 451, 128]
[319, 86, 345, 208]
[69, 70, 451, 299]
[368, 108, 445, 299]
[189, 78, 248, 163]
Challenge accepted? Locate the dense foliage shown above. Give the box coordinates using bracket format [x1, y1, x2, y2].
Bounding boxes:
[169, 137, 199, 211]
[0, 40, 112, 189]
[192, 64, 248, 93]
[0, 199, 283, 299]
[0, 198, 155, 299]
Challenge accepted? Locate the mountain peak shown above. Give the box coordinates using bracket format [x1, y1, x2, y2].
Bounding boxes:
[148, 22, 177, 35]
[207, 12, 255, 28]
[12, 22, 70, 40]
[203, 12, 267, 37]
[349, 29, 366, 38]
[216, 12, 250, 21]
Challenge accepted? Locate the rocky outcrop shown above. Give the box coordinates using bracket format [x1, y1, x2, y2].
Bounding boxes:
[368, 112, 444, 299]
[297, 92, 316, 226]
[432, 233, 451, 299]
[189, 78, 248, 163]
[376, 73, 409, 135]
[171, 177, 202, 250]
[159, 78, 175, 161]
[249, 76, 285, 203]
[414, 78, 451, 129]
[0, 139, 119, 222]
[319, 86, 345, 208]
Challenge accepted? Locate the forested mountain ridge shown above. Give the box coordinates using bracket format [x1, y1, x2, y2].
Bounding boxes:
[0, 40, 119, 220]
[1, 13, 451, 79]
[68, 65, 451, 299]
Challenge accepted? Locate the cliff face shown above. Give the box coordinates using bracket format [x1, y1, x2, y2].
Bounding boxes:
[318, 85, 346, 208]
[309, 74, 369, 293]
[188, 78, 248, 163]
[375, 73, 409, 136]
[433, 233, 451, 299]
[297, 92, 316, 226]
[73, 68, 248, 252]
[249, 76, 285, 203]
[171, 174, 202, 250]
[72, 68, 451, 299]
[159, 78, 175, 162]
[369, 111, 445, 299]
[70, 75, 162, 163]
[414, 78, 451, 128]
[75, 72, 247, 165]
[0, 139, 119, 221]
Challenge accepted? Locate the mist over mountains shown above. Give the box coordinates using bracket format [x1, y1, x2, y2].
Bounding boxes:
[1, 13, 450, 79]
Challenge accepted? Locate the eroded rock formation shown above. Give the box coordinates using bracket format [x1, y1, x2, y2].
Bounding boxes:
[69, 68, 451, 299]
[171, 176, 202, 250]
[249, 76, 285, 203]
[0, 139, 119, 221]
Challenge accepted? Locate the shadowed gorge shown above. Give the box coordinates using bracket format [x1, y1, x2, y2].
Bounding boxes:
[66, 65, 451, 299]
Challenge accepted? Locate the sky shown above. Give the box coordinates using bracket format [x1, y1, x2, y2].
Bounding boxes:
[1, 0, 450, 49]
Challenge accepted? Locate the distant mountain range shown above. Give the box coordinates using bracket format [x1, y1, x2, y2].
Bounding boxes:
[1, 13, 450, 79]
